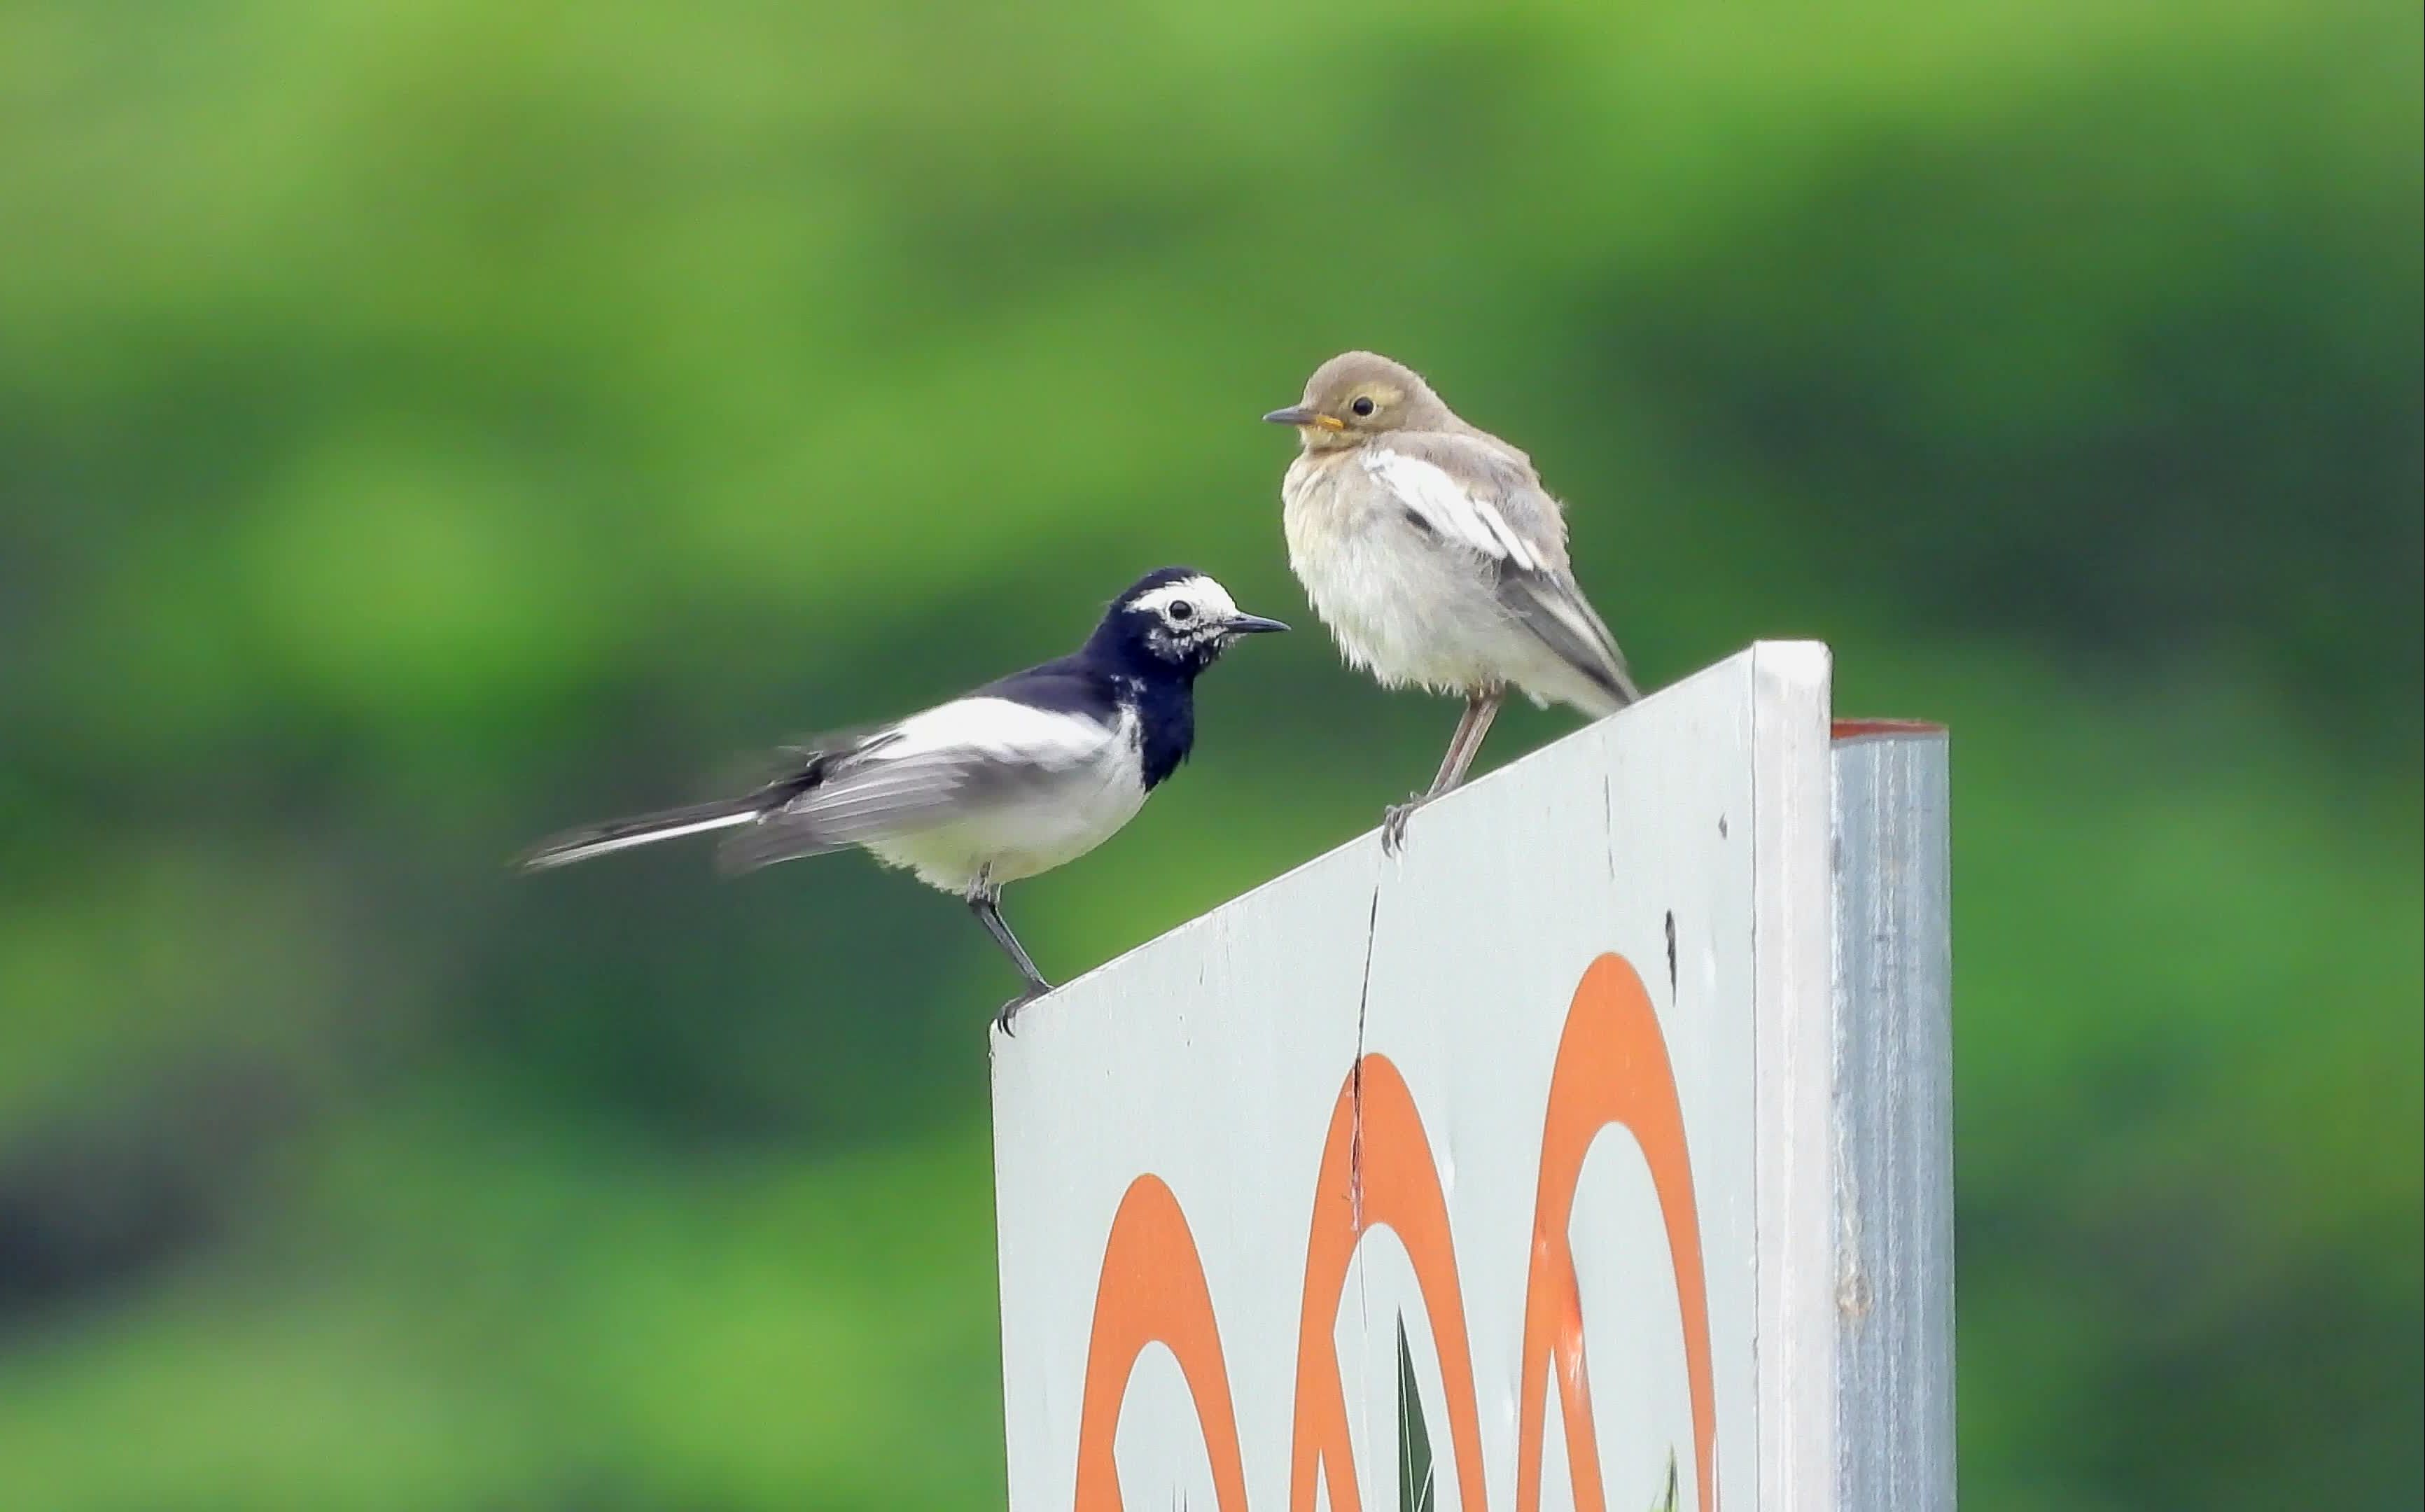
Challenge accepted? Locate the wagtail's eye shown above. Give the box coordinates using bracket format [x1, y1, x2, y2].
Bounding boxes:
[1166, 600, 1194, 623]
[1350, 396, 1376, 417]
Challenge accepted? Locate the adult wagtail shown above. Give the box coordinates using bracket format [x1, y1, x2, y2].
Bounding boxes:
[517, 568, 1287, 1032]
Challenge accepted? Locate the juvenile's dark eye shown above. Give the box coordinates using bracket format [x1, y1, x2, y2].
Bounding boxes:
[1166, 600, 1194, 622]
[1350, 396, 1376, 417]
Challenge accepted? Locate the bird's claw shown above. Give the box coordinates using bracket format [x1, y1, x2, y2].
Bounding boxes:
[1380, 794, 1426, 857]
[993, 985, 1049, 1037]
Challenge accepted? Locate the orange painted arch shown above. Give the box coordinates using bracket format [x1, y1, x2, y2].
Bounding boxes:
[1073, 1174, 1250, 1512]
[1068, 952, 1717, 1511]
[1288, 1052, 1490, 1512]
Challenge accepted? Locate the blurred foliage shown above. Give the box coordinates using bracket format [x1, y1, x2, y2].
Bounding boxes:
[1, 0, 2418, 1507]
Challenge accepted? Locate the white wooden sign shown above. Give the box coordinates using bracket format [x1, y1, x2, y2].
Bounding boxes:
[989, 643, 1952, 1512]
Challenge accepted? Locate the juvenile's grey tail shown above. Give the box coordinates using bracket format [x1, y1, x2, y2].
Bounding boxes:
[1500, 568, 1642, 716]
[1592, 653, 1644, 715]
[1574, 644, 1644, 715]
[515, 799, 761, 872]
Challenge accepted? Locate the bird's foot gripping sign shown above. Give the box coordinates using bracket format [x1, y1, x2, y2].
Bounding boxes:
[991, 643, 1951, 1512]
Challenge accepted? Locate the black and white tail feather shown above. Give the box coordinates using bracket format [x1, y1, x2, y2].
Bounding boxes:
[515, 729, 895, 874]
[517, 796, 761, 871]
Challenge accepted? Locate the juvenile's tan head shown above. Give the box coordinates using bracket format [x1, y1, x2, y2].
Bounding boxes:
[1262, 351, 1458, 451]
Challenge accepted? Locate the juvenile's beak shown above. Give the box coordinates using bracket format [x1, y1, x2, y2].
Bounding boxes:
[1225, 612, 1292, 636]
[1262, 405, 1346, 431]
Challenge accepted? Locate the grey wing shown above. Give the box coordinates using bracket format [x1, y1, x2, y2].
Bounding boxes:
[715, 696, 1121, 874]
[715, 741, 974, 875]
[701, 718, 900, 800]
[1361, 435, 1641, 709]
[1360, 434, 1570, 572]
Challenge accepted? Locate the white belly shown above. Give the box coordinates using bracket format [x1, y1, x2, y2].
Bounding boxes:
[860, 743, 1149, 894]
[1283, 454, 1523, 696]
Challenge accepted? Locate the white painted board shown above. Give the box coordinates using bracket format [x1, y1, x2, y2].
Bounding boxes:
[990, 643, 1842, 1511]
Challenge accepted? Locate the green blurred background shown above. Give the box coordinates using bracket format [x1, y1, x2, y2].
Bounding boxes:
[2, 0, 2417, 1506]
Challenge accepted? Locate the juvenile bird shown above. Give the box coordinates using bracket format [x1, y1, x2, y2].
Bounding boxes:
[1265, 351, 1642, 853]
[517, 568, 1287, 1032]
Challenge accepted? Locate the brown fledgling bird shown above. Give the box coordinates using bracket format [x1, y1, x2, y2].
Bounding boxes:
[1265, 351, 1642, 853]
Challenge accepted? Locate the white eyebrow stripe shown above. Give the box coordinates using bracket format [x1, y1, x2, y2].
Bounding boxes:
[1361, 448, 1542, 572]
[1126, 576, 1237, 622]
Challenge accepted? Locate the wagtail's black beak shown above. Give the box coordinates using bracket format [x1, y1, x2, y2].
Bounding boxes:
[1226, 613, 1292, 636]
[1262, 405, 1343, 430]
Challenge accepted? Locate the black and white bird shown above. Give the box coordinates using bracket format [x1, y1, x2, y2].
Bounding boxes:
[517, 568, 1287, 1032]
[1264, 351, 1643, 854]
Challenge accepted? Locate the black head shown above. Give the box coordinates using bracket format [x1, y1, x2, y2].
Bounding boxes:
[1087, 568, 1290, 678]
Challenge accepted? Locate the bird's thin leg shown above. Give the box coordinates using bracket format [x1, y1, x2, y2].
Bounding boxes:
[1428, 687, 1504, 797]
[970, 886, 1054, 1035]
[1382, 690, 1504, 855]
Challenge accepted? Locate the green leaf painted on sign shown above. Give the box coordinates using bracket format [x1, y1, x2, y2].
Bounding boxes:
[1650, 1447, 1679, 1512]
[1397, 1313, 1435, 1512]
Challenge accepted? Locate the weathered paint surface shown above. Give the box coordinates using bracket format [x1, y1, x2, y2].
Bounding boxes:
[991, 644, 1845, 1512]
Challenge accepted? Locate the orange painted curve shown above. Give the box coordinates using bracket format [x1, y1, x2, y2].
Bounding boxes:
[1288, 1054, 1491, 1512]
[1515, 953, 1717, 1512]
[1067, 952, 1718, 1511]
[1073, 1175, 1250, 1512]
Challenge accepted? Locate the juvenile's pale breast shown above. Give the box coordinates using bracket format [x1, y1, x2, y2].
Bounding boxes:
[1281, 449, 1517, 694]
